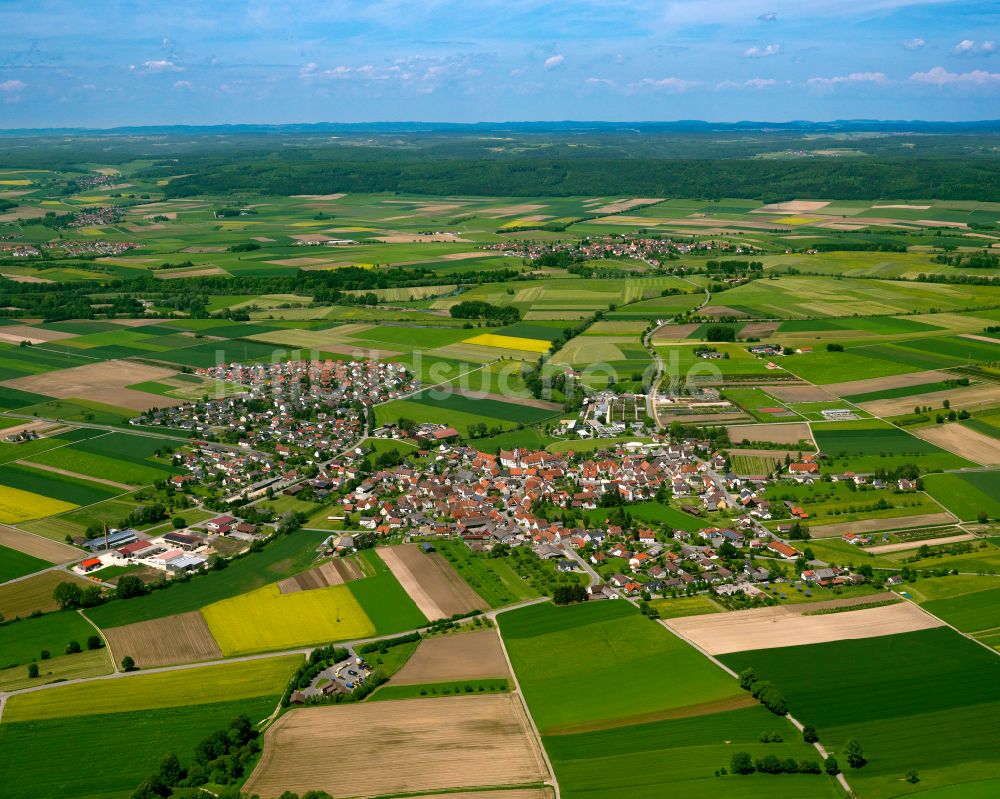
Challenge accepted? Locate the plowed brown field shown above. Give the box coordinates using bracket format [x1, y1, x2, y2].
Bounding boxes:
[101, 611, 222, 667]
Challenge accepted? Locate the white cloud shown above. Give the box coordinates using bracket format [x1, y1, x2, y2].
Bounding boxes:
[807, 71, 888, 87]
[902, 38, 926, 50]
[300, 55, 477, 92]
[0, 79, 26, 93]
[758, 12, 777, 21]
[629, 76, 700, 93]
[584, 77, 614, 86]
[173, 80, 193, 90]
[744, 44, 781, 58]
[130, 59, 182, 73]
[953, 39, 996, 55]
[716, 77, 780, 90]
[910, 66, 1000, 85]
[543, 54, 565, 70]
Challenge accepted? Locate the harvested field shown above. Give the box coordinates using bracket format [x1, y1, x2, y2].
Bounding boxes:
[277, 559, 365, 594]
[726, 422, 813, 445]
[377, 545, 484, 620]
[858, 383, 1000, 417]
[321, 344, 402, 359]
[764, 384, 836, 402]
[393, 629, 510, 685]
[100, 611, 223, 668]
[866, 533, 977, 555]
[455, 389, 562, 411]
[1, 360, 183, 411]
[651, 324, 700, 341]
[156, 266, 227, 279]
[912, 424, 1000, 466]
[0, 273, 53, 284]
[412, 791, 550, 799]
[376, 234, 468, 243]
[0, 324, 75, 343]
[0, 571, 91, 618]
[0, 524, 80, 563]
[244, 694, 548, 799]
[810, 512, 958, 538]
[739, 322, 780, 339]
[290, 193, 346, 200]
[667, 596, 941, 654]
[700, 305, 748, 317]
[759, 200, 831, 213]
[593, 198, 662, 214]
[824, 370, 950, 396]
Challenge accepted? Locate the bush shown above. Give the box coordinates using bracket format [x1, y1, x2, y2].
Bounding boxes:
[730, 752, 755, 775]
[802, 723, 819, 743]
[824, 756, 840, 776]
[27, 663, 39, 679]
[65, 640, 81, 654]
[121, 655, 137, 672]
[87, 634, 105, 650]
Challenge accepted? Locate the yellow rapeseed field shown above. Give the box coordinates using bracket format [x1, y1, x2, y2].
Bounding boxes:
[202, 583, 374, 656]
[0, 486, 76, 523]
[463, 334, 551, 353]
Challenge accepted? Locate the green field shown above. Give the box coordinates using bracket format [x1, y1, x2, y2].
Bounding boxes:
[347, 549, 429, 634]
[0, 543, 50, 583]
[546, 705, 844, 799]
[0, 462, 120, 506]
[499, 600, 742, 734]
[722, 628, 1000, 799]
[0, 696, 278, 799]
[0, 612, 98, 669]
[3, 653, 301, 722]
[923, 472, 1000, 521]
[812, 420, 973, 472]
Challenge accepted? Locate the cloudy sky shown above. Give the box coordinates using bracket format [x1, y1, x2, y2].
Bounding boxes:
[1, 0, 998, 126]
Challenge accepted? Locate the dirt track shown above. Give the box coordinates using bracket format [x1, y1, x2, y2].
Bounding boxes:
[244, 694, 548, 798]
[667, 597, 941, 654]
[866, 534, 977, 554]
[393, 629, 510, 685]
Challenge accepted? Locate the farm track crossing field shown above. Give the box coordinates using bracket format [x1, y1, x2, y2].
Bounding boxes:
[347, 549, 429, 635]
[3, 653, 301, 722]
[100, 611, 223, 667]
[666, 597, 940, 654]
[0, 697, 278, 799]
[244, 694, 549, 799]
[722, 628, 1000, 799]
[499, 600, 742, 734]
[201, 583, 374, 656]
[393, 628, 510, 684]
[377, 544, 484, 620]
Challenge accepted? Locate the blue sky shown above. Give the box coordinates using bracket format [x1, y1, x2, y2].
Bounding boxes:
[0, 0, 998, 126]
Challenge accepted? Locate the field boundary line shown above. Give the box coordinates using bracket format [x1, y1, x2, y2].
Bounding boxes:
[895, 592, 1000, 659]
[78, 609, 118, 672]
[493, 612, 561, 799]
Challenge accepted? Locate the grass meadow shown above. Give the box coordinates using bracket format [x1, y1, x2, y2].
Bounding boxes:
[722, 628, 1000, 799]
[499, 600, 742, 734]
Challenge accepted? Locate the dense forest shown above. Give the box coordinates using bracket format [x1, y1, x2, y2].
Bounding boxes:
[158, 157, 1000, 202]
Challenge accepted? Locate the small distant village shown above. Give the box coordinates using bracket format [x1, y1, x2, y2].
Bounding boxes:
[483, 233, 764, 264]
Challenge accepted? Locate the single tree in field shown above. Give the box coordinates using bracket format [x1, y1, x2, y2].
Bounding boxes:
[802, 723, 819, 743]
[121, 655, 137, 672]
[27, 663, 39, 679]
[824, 756, 840, 776]
[845, 738, 866, 769]
[738, 666, 757, 691]
[87, 634, 104, 650]
[65, 640, 81, 654]
[53, 581, 83, 610]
